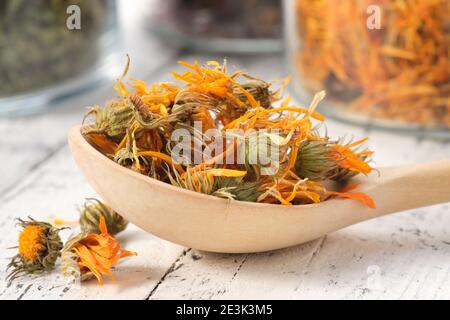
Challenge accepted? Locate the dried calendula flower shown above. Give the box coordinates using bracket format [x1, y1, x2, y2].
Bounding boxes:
[79, 198, 128, 236]
[295, 139, 373, 181]
[81, 59, 376, 208]
[328, 183, 376, 209]
[295, 140, 337, 181]
[212, 177, 263, 202]
[7, 218, 64, 283]
[82, 99, 135, 141]
[236, 78, 273, 109]
[329, 138, 373, 176]
[61, 216, 136, 285]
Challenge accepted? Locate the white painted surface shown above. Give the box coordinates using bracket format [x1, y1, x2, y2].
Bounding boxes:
[1, 49, 450, 299]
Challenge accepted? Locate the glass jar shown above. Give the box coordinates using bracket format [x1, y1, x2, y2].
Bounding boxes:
[146, 0, 283, 53]
[0, 0, 119, 116]
[284, 0, 450, 138]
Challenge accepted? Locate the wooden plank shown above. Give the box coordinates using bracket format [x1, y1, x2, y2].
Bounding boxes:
[2, 53, 450, 300]
[0, 107, 82, 196]
[150, 204, 450, 299]
[0, 146, 185, 300]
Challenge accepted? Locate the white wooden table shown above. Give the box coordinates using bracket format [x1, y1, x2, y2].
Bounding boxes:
[1, 11, 450, 299]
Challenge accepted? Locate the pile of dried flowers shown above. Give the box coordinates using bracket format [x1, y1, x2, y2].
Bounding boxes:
[295, 0, 450, 126]
[7, 199, 135, 285]
[6, 59, 376, 286]
[81, 58, 375, 208]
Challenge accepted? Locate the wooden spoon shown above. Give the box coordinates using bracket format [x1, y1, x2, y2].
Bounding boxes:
[68, 125, 450, 253]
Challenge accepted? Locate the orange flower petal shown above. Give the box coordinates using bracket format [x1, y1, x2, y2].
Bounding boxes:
[328, 190, 376, 209]
[70, 216, 136, 285]
[99, 216, 108, 235]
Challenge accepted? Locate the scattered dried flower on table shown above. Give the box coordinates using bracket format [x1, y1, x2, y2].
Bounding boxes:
[61, 216, 136, 285]
[79, 198, 128, 236]
[7, 218, 64, 283]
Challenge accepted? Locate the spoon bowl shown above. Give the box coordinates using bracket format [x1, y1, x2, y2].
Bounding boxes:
[68, 126, 450, 253]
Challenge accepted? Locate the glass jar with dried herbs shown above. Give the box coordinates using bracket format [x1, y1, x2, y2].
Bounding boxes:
[146, 0, 282, 53]
[0, 0, 119, 116]
[284, 0, 450, 138]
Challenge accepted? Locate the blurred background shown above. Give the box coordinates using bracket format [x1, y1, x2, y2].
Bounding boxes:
[1, 0, 448, 129]
[0, 0, 284, 116]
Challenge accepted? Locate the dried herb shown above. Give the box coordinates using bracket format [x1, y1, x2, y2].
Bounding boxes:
[0, 0, 111, 96]
[79, 198, 128, 236]
[61, 216, 136, 285]
[295, 0, 450, 127]
[7, 218, 64, 283]
[82, 59, 375, 207]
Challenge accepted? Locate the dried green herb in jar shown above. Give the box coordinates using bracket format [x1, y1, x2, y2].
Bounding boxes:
[0, 0, 112, 96]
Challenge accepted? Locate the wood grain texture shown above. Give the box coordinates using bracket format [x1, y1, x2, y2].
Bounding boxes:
[148, 204, 450, 299]
[1, 53, 450, 299]
[148, 119, 450, 300]
[0, 147, 185, 300]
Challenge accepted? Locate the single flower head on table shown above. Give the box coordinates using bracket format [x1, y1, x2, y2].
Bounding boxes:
[61, 216, 136, 285]
[7, 218, 64, 283]
[52, 198, 129, 236]
[79, 198, 128, 236]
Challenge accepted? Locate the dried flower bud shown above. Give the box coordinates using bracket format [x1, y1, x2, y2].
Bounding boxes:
[61, 216, 136, 285]
[7, 218, 63, 283]
[230, 182, 263, 202]
[328, 139, 373, 178]
[296, 139, 372, 181]
[295, 140, 338, 180]
[214, 178, 263, 202]
[79, 198, 128, 236]
[82, 99, 135, 141]
[239, 80, 272, 108]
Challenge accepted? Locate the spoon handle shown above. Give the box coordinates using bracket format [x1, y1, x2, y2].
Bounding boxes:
[372, 159, 450, 214]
